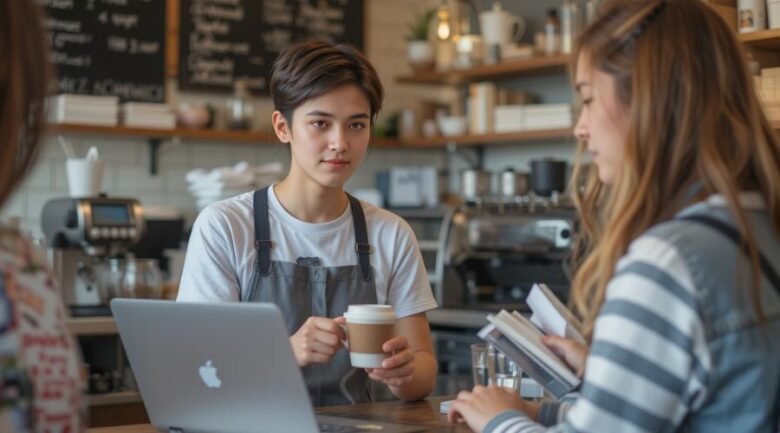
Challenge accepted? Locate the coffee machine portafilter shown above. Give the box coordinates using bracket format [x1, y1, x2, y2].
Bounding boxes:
[41, 197, 144, 316]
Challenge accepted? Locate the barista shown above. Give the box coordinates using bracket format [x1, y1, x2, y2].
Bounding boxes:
[178, 40, 438, 406]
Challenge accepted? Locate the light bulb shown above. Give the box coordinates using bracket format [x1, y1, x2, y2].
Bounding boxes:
[436, 6, 452, 40]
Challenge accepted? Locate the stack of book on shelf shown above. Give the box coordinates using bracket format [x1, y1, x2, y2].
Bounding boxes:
[49, 94, 119, 126]
[755, 67, 780, 122]
[121, 103, 176, 129]
[468, 83, 539, 134]
[494, 104, 574, 133]
[478, 283, 583, 399]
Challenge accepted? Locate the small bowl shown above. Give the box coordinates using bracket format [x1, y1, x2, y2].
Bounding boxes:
[177, 103, 211, 129]
[437, 115, 468, 136]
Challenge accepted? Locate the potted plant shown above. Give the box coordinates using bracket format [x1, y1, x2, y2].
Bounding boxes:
[406, 8, 436, 71]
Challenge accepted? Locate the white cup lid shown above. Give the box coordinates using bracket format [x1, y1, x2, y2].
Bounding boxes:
[344, 304, 396, 323]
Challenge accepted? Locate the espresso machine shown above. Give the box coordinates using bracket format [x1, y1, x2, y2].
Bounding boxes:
[41, 196, 144, 316]
[433, 195, 576, 312]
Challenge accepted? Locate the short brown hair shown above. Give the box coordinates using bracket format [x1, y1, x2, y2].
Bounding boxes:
[0, 2, 51, 207]
[269, 40, 384, 124]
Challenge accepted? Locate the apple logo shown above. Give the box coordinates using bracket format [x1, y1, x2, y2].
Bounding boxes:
[198, 360, 222, 389]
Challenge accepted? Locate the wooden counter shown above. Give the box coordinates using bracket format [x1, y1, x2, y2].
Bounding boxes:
[87, 396, 473, 433]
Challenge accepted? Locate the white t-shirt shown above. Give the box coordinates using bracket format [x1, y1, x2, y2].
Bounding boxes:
[178, 187, 438, 319]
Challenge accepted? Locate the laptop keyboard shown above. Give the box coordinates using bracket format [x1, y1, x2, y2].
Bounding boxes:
[319, 422, 381, 432]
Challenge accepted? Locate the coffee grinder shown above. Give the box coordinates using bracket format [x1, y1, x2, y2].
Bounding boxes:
[41, 196, 144, 316]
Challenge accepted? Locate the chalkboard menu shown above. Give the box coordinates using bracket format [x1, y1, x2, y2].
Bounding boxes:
[179, 0, 365, 94]
[43, 0, 166, 103]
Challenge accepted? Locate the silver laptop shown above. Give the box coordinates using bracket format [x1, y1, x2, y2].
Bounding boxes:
[111, 299, 423, 433]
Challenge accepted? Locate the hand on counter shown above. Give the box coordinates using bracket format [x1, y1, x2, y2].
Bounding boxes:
[290, 316, 347, 366]
[364, 336, 415, 387]
[448, 385, 540, 432]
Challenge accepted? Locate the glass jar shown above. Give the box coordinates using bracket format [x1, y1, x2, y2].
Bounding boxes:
[100, 258, 125, 302]
[121, 259, 163, 299]
[226, 80, 253, 130]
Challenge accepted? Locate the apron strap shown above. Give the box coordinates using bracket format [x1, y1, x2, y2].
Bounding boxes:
[347, 194, 373, 282]
[678, 214, 780, 296]
[253, 187, 273, 276]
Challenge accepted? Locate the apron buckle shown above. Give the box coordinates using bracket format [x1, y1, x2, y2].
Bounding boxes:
[255, 240, 274, 250]
[355, 243, 372, 254]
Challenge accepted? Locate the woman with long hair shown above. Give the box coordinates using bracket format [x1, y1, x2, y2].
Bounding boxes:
[0, 2, 86, 432]
[449, 1, 780, 432]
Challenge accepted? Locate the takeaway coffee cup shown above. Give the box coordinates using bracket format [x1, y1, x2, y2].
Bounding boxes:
[343, 305, 396, 368]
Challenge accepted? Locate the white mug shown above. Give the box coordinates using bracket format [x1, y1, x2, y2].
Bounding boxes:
[480, 3, 525, 47]
[66, 158, 104, 197]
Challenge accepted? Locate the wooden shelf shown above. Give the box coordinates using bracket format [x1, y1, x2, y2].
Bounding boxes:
[47, 122, 567, 148]
[739, 29, 780, 50]
[66, 316, 117, 336]
[401, 128, 572, 147]
[396, 54, 571, 86]
[47, 123, 402, 148]
[48, 123, 278, 143]
[88, 391, 142, 407]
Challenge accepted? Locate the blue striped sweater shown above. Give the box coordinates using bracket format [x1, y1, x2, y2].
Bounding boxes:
[484, 194, 780, 433]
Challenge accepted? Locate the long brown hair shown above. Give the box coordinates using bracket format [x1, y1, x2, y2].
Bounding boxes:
[570, 0, 780, 337]
[0, 2, 52, 207]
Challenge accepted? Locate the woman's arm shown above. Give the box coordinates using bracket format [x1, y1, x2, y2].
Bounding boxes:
[450, 236, 708, 433]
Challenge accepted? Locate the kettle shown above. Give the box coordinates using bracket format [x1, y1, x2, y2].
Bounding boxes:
[479, 3, 525, 47]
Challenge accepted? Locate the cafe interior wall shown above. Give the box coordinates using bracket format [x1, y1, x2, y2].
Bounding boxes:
[1, 0, 576, 237]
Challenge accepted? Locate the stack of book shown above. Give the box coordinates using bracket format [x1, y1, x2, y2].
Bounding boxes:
[478, 284, 583, 399]
[121, 103, 176, 129]
[755, 67, 780, 122]
[468, 83, 539, 134]
[494, 104, 573, 133]
[49, 94, 119, 126]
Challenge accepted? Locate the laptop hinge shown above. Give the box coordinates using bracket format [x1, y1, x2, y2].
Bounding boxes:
[169, 427, 184, 433]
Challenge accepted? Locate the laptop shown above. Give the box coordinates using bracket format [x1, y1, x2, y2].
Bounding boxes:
[111, 299, 424, 433]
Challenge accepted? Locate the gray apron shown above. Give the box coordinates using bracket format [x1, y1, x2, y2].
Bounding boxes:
[241, 186, 378, 407]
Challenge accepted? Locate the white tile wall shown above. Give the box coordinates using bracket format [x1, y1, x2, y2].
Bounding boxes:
[0, 0, 576, 235]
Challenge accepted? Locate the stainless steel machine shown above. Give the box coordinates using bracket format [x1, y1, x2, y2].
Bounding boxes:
[41, 196, 144, 316]
[410, 195, 577, 395]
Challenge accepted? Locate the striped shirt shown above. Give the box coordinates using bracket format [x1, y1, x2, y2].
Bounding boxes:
[484, 194, 780, 433]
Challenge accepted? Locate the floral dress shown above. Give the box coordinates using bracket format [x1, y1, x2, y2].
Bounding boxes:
[0, 226, 85, 433]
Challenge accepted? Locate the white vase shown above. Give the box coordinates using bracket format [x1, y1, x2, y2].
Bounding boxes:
[407, 41, 435, 70]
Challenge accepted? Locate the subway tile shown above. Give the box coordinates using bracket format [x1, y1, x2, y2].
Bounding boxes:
[83, 138, 140, 164]
[231, 144, 259, 165]
[256, 143, 289, 167]
[190, 143, 240, 167]
[162, 164, 193, 193]
[113, 164, 167, 194]
[52, 163, 71, 193]
[164, 192, 199, 214]
[0, 189, 27, 220]
[142, 139, 191, 165]
[23, 160, 55, 189]
[133, 193, 169, 207]
[26, 190, 67, 226]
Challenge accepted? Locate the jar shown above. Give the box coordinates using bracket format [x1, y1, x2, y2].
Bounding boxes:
[100, 258, 125, 302]
[226, 80, 253, 130]
[121, 259, 163, 299]
[738, 0, 767, 33]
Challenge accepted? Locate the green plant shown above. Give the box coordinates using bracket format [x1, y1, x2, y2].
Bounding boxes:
[406, 8, 436, 42]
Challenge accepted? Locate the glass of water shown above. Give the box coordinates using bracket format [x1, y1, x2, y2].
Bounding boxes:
[492, 352, 522, 390]
[470, 343, 496, 387]
[470, 343, 522, 390]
